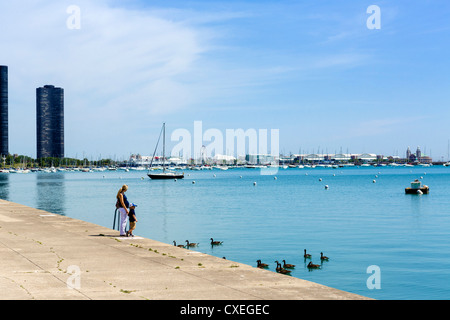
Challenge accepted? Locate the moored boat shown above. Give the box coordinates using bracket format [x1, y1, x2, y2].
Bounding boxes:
[405, 179, 429, 194]
[148, 171, 185, 179]
[148, 123, 184, 180]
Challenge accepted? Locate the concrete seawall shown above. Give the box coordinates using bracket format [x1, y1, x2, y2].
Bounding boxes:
[0, 199, 371, 300]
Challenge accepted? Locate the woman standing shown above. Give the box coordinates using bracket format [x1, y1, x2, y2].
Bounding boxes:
[116, 184, 129, 236]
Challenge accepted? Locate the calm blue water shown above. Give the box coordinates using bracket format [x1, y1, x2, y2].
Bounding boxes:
[2, 165, 450, 300]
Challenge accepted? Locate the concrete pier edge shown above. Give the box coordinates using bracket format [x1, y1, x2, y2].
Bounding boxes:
[0, 199, 371, 301]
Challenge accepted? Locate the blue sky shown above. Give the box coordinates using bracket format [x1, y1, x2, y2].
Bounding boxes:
[1, 1, 450, 160]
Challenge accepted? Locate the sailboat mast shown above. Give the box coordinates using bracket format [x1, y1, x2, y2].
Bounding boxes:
[148, 123, 164, 171]
[163, 122, 166, 172]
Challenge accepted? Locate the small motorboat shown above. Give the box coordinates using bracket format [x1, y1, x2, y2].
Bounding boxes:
[405, 179, 429, 194]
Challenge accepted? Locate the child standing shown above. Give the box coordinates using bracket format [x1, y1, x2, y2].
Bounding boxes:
[127, 203, 138, 237]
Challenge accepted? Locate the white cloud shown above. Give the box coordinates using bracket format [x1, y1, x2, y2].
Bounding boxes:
[0, 1, 209, 157]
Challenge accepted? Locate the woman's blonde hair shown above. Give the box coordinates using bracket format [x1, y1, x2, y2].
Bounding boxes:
[116, 184, 128, 198]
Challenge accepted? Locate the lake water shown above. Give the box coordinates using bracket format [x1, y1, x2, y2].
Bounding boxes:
[2, 165, 450, 300]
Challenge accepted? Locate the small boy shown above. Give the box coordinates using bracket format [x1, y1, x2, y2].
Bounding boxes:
[127, 203, 138, 237]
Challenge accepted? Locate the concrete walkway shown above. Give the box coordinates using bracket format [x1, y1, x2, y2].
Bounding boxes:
[0, 199, 370, 300]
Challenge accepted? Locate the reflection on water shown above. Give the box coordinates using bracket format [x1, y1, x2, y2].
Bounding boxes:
[409, 192, 424, 216]
[36, 173, 66, 215]
[0, 173, 9, 200]
[159, 180, 169, 239]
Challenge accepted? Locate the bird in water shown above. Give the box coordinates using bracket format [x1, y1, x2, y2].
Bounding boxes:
[304, 249, 312, 259]
[256, 260, 269, 268]
[185, 240, 199, 247]
[307, 261, 320, 269]
[275, 261, 291, 274]
[210, 238, 223, 245]
[320, 252, 329, 261]
[173, 241, 185, 248]
[283, 260, 295, 269]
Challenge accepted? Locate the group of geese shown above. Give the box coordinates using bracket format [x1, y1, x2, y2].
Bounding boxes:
[257, 249, 329, 275]
[173, 238, 223, 248]
[172, 241, 329, 276]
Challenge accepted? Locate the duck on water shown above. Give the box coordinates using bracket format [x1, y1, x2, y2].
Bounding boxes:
[275, 261, 291, 275]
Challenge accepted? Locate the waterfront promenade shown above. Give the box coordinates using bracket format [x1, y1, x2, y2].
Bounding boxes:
[0, 199, 369, 300]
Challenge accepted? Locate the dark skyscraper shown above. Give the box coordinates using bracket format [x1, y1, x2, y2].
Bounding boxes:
[36, 85, 64, 159]
[0, 66, 8, 156]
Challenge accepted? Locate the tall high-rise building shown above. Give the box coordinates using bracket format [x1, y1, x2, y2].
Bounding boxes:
[0, 65, 8, 156]
[36, 85, 64, 159]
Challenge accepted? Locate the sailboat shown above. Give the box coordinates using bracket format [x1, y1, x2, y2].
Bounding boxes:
[147, 123, 184, 180]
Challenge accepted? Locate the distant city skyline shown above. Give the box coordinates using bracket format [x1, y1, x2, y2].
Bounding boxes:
[0, 1, 449, 160]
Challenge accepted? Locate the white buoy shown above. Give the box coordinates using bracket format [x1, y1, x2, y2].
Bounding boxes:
[373, 180, 376, 183]
[325, 185, 329, 189]
[174, 179, 177, 182]
[192, 181, 195, 184]
[213, 174, 216, 177]
[253, 182, 257, 186]
[333, 173, 336, 176]
[375, 175, 378, 178]
[274, 176, 277, 180]
[319, 178, 322, 181]
[240, 176, 242, 178]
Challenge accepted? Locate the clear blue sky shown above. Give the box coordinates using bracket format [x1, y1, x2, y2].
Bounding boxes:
[1, 0, 449, 160]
